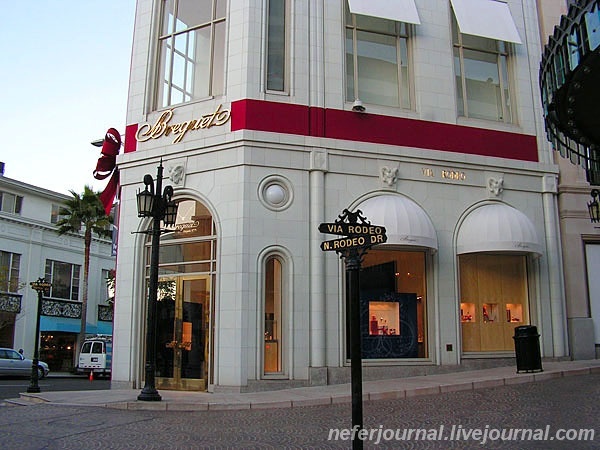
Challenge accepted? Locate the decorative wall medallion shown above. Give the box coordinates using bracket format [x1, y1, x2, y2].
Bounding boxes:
[258, 175, 293, 211]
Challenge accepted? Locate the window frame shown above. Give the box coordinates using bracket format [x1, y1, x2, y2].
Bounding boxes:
[0, 251, 21, 293]
[263, 255, 284, 376]
[50, 204, 67, 225]
[154, 0, 226, 109]
[259, 248, 291, 379]
[265, 0, 290, 94]
[0, 191, 23, 215]
[44, 259, 81, 301]
[344, 6, 414, 110]
[452, 15, 515, 124]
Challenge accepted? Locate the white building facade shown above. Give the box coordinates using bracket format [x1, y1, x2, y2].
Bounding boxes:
[0, 168, 115, 372]
[112, 0, 568, 392]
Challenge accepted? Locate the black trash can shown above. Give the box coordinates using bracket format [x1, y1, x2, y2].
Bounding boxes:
[513, 325, 543, 373]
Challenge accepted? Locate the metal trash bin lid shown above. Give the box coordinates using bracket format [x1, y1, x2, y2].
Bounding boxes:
[513, 325, 539, 338]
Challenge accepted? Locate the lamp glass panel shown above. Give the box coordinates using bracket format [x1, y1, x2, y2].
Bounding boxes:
[137, 190, 155, 217]
[164, 202, 178, 226]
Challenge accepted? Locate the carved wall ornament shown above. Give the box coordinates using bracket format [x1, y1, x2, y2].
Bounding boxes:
[168, 164, 185, 185]
[487, 176, 504, 197]
[380, 166, 399, 187]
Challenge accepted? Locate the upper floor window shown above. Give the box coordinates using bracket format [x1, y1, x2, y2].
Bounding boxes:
[156, 0, 226, 109]
[450, 0, 522, 124]
[50, 204, 67, 224]
[345, 4, 413, 109]
[266, 0, 288, 92]
[0, 251, 21, 293]
[45, 260, 80, 301]
[0, 191, 23, 215]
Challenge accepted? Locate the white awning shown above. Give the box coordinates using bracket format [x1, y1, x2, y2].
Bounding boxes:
[356, 194, 437, 249]
[347, 0, 421, 25]
[450, 0, 522, 44]
[457, 203, 541, 255]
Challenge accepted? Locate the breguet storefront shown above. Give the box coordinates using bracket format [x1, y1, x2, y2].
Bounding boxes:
[109, 0, 568, 394]
[107, 101, 566, 394]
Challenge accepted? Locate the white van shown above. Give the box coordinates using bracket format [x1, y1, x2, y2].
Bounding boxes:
[77, 335, 112, 378]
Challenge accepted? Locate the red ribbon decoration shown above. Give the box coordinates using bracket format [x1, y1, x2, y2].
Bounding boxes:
[93, 128, 121, 215]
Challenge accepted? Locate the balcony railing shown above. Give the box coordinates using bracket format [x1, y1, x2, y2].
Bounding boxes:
[41, 298, 82, 319]
[98, 304, 114, 322]
[0, 292, 22, 313]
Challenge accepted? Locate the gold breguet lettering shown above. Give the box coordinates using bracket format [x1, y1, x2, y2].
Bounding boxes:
[441, 170, 466, 181]
[136, 104, 231, 144]
[421, 167, 467, 181]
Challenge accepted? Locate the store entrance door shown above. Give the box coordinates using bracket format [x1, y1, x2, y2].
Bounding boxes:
[155, 276, 211, 391]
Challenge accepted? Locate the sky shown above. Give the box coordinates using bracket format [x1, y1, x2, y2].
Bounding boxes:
[1, 1, 137, 195]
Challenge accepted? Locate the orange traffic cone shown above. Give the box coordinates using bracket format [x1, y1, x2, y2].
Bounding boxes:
[89, 371, 94, 382]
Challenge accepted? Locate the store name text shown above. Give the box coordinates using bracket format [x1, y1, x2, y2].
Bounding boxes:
[422, 167, 466, 181]
[136, 105, 231, 144]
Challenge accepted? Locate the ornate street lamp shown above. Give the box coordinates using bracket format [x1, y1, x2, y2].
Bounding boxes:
[136, 160, 178, 401]
[27, 278, 51, 393]
[588, 189, 600, 223]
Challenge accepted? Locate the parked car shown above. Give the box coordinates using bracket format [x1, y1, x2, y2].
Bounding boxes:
[0, 348, 50, 379]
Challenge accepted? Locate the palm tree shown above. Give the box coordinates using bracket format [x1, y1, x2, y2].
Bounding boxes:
[55, 186, 113, 358]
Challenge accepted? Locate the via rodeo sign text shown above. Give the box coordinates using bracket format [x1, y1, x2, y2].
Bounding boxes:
[319, 221, 387, 252]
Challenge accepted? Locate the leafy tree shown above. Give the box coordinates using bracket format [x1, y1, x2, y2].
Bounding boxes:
[55, 186, 113, 357]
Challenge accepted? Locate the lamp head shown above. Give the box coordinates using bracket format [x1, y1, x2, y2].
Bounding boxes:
[352, 99, 365, 113]
[136, 174, 156, 217]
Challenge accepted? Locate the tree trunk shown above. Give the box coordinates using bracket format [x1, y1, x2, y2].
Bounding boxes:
[76, 228, 92, 366]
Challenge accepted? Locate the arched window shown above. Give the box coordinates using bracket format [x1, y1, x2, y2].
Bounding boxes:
[263, 256, 283, 374]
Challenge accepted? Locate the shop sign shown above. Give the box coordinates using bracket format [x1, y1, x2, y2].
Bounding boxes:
[422, 167, 467, 181]
[136, 104, 231, 144]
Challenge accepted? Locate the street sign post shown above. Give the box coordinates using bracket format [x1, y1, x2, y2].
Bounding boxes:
[318, 209, 387, 450]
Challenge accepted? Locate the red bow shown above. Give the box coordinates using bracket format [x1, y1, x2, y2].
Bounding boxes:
[93, 128, 121, 215]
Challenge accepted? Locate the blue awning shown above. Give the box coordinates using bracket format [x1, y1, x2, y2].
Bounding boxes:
[40, 318, 112, 335]
[40, 316, 81, 333]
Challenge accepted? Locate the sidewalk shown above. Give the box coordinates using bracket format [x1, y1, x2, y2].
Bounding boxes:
[10, 359, 600, 412]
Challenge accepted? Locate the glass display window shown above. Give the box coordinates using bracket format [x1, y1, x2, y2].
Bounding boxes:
[357, 250, 428, 359]
[459, 254, 530, 352]
[368, 301, 400, 335]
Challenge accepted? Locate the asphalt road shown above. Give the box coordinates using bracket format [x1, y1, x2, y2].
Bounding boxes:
[0, 373, 598, 449]
[0, 375, 110, 401]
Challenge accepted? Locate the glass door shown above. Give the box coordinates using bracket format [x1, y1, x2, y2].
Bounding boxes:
[155, 275, 211, 390]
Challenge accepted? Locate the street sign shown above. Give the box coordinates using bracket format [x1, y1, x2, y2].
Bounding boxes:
[318, 209, 388, 449]
[320, 233, 387, 251]
[318, 222, 386, 237]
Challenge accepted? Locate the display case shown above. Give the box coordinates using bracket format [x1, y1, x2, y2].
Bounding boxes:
[482, 303, 498, 323]
[460, 302, 475, 322]
[368, 301, 400, 335]
[264, 340, 279, 373]
[505, 303, 523, 323]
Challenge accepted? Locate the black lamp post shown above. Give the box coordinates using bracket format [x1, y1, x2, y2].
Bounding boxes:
[588, 189, 600, 223]
[136, 160, 178, 401]
[27, 278, 51, 393]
